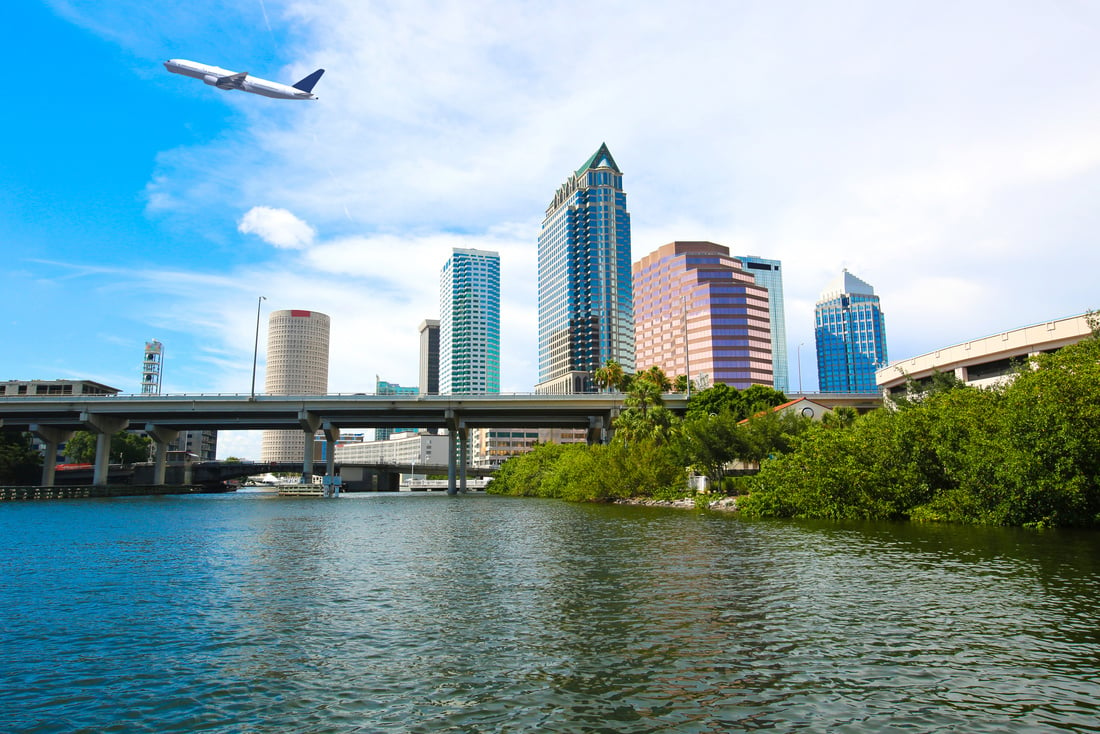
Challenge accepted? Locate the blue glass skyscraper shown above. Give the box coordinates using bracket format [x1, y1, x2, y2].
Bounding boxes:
[537, 143, 634, 393]
[440, 248, 500, 395]
[814, 269, 888, 393]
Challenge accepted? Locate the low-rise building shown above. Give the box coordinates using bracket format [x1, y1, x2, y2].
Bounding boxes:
[0, 379, 120, 397]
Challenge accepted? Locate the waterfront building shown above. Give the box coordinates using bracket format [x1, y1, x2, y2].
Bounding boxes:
[375, 376, 418, 441]
[0, 379, 119, 397]
[471, 428, 540, 469]
[418, 319, 440, 395]
[335, 432, 451, 490]
[735, 256, 789, 392]
[814, 270, 888, 393]
[633, 241, 773, 390]
[876, 311, 1094, 399]
[439, 248, 500, 395]
[261, 309, 330, 462]
[537, 143, 634, 394]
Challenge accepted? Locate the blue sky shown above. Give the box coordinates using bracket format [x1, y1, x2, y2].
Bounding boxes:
[6, 1, 1100, 458]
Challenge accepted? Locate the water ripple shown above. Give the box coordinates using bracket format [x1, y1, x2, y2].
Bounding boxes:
[2, 494, 1099, 732]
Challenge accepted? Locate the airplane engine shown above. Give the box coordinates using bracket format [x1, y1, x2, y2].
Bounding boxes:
[202, 74, 221, 86]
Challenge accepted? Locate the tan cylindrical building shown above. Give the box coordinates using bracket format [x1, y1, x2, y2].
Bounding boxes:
[261, 309, 330, 462]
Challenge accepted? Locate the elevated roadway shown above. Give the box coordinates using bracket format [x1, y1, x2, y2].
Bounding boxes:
[0, 392, 654, 491]
[0, 391, 877, 492]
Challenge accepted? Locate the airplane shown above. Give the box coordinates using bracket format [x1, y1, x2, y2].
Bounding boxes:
[163, 59, 325, 100]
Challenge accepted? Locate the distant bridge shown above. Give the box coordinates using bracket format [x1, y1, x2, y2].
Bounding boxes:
[0, 392, 643, 493]
[0, 391, 878, 494]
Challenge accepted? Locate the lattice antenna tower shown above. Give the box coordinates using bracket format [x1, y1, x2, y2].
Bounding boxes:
[142, 339, 164, 395]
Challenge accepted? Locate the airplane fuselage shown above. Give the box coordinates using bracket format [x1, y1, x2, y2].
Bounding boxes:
[164, 59, 323, 100]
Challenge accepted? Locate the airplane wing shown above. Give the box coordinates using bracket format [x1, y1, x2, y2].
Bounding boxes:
[214, 71, 248, 90]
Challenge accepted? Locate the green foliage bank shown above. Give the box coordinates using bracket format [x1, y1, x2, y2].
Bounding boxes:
[489, 366, 796, 503]
[739, 337, 1100, 528]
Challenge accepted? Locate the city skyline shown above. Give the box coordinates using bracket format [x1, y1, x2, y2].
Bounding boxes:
[6, 2, 1100, 458]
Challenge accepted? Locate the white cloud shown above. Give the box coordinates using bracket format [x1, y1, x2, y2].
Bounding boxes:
[238, 206, 317, 249]
[26, 0, 1100, 448]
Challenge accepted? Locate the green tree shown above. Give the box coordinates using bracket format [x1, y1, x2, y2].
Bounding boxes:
[640, 365, 672, 392]
[593, 359, 627, 392]
[64, 430, 153, 464]
[685, 383, 787, 422]
[676, 411, 748, 488]
[821, 406, 858, 429]
[0, 432, 42, 485]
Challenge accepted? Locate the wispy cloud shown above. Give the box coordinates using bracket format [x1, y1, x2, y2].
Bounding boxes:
[28, 0, 1100, 446]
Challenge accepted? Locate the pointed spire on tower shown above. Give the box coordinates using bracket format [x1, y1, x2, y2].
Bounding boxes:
[575, 142, 620, 176]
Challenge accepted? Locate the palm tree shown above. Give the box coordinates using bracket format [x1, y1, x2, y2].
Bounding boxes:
[641, 365, 672, 393]
[593, 359, 625, 393]
[624, 378, 663, 419]
[822, 406, 858, 429]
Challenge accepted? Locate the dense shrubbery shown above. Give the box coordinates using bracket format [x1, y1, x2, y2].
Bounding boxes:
[488, 369, 799, 503]
[0, 432, 42, 485]
[488, 439, 688, 502]
[740, 337, 1100, 528]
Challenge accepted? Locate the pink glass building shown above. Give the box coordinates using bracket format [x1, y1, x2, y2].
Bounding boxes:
[632, 242, 773, 389]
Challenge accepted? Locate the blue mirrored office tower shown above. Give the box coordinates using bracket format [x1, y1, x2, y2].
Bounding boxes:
[536, 143, 635, 393]
[814, 269, 888, 393]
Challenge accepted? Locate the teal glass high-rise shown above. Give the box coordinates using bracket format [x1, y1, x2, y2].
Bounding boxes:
[537, 143, 635, 393]
[814, 270, 888, 393]
[440, 248, 501, 395]
[736, 255, 789, 392]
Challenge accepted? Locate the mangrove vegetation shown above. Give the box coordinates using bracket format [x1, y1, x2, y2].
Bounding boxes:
[490, 334, 1100, 528]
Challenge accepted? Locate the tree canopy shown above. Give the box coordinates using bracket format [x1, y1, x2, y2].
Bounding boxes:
[740, 337, 1100, 527]
[64, 431, 152, 464]
[0, 432, 42, 485]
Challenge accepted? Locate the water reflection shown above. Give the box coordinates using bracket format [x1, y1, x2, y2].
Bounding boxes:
[1, 494, 1098, 732]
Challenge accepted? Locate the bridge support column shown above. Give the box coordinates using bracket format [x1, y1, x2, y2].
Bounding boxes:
[323, 421, 339, 497]
[145, 424, 179, 486]
[30, 425, 73, 487]
[299, 410, 321, 484]
[445, 410, 458, 495]
[459, 425, 468, 493]
[80, 412, 129, 486]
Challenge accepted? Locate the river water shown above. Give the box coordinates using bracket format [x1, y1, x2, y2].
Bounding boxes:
[2, 492, 1099, 733]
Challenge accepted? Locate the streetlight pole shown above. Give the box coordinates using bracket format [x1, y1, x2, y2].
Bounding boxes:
[250, 296, 266, 400]
[682, 296, 691, 399]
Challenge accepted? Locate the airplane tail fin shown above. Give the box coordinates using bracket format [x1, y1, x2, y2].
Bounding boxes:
[293, 69, 325, 93]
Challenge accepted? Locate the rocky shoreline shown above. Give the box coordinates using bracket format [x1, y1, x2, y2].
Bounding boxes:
[615, 495, 738, 511]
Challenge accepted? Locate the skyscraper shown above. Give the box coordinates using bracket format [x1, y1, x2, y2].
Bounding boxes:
[375, 376, 418, 441]
[537, 143, 634, 394]
[735, 255, 789, 392]
[814, 270, 888, 393]
[634, 242, 773, 389]
[439, 248, 500, 395]
[418, 319, 440, 395]
[261, 309, 330, 461]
